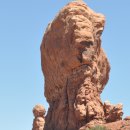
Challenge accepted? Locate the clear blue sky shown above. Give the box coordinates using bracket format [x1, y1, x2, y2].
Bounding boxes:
[0, 0, 130, 130]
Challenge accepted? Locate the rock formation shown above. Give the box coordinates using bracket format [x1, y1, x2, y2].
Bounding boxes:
[104, 120, 130, 130]
[32, 104, 45, 130]
[124, 116, 130, 121]
[39, 1, 127, 130]
[104, 101, 123, 123]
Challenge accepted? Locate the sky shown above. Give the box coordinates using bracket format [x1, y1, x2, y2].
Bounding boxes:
[0, 0, 130, 130]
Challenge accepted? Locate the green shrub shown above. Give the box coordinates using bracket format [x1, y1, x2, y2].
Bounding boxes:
[88, 125, 109, 130]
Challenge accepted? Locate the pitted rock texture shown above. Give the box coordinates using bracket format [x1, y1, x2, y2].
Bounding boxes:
[32, 105, 45, 130]
[40, 1, 123, 130]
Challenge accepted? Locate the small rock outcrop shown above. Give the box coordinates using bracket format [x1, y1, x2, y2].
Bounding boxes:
[32, 105, 45, 130]
[124, 116, 130, 121]
[104, 120, 130, 130]
[38, 0, 127, 130]
[104, 101, 123, 123]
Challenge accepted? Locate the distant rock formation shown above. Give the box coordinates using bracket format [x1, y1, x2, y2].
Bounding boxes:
[32, 105, 45, 130]
[36, 0, 129, 130]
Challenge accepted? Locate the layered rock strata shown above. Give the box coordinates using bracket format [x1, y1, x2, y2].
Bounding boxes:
[32, 105, 45, 130]
[40, 1, 124, 130]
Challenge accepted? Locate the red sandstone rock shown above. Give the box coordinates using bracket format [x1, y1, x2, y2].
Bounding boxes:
[104, 101, 123, 123]
[124, 116, 130, 121]
[40, 1, 125, 130]
[33, 104, 46, 118]
[32, 105, 45, 130]
[104, 120, 130, 130]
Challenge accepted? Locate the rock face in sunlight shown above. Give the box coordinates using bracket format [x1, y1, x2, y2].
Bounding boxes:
[32, 104, 45, 130]
[38, 0, 129, 130]
[104, 101, 123, 123]
[104, 119, 130, 130]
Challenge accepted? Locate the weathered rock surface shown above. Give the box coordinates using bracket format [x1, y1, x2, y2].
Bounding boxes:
[40, 1, 125, 130]
[124, 116, 130, 121]
[32, 105, 45, 130]
[104, 101, 123, 123]
[104, 120, 130, 130]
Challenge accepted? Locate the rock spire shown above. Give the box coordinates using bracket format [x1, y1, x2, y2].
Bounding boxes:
[38, 1, 126, 130]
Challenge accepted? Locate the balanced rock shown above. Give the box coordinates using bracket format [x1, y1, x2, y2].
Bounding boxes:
[32, 104, 46, 130]
[33, 104, 46, 118]
[40, 1, 123, 130]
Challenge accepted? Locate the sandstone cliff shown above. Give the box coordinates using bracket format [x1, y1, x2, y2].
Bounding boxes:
[33, 1, 129, 130]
